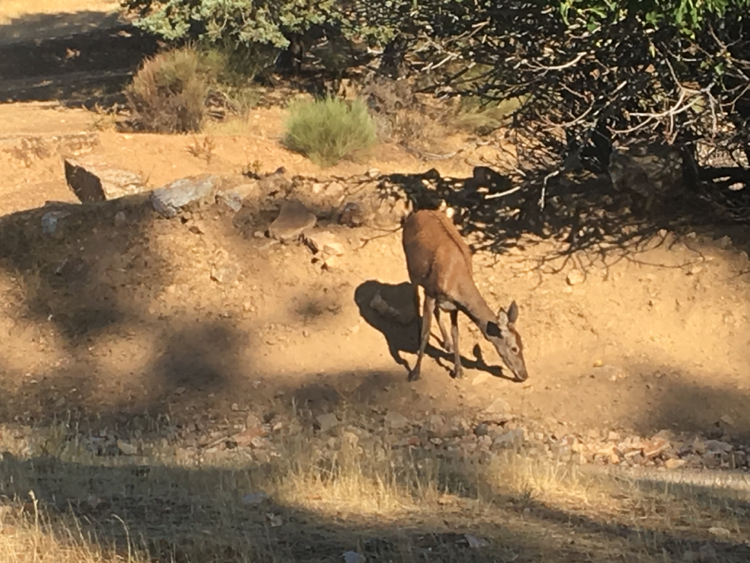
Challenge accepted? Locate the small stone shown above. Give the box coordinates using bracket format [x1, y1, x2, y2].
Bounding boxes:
[316, 413, 339, 433]
[384, 411, 409, 430]
[210, 263, 240, 284]
[492, 428, 525, 449]
[642, 437, 671, 458]
[708, 527, 730, 538]
[338, 202, 366, 227]
[231, 403, 240, 411]
[474, 423, 490, 437]
[268, 200, 317, 243]
[719, 414, 735, 427]
[174, 387, 186, 395]
[464, 534, 489, 548]
[665, 458, 686, 469]
[117, 440, 138, 456]
[241, 491, 269, 505]
[484, 398, 512, 422]
[322, 255, 342, 271]
[566, 270, 585, 285]
[304, 231, 346, 257]
[232, 182, 258, 199]
[114, 211, 127, 226]
[342, 551, 366, 563]
[218, 190, 243, 212]
[704, 440, 732, 453]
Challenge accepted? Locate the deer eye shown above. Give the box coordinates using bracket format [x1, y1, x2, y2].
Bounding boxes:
[511, 346, 519, 354]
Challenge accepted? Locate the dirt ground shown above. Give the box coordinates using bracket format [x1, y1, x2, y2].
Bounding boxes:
[1, 99, 750, 444]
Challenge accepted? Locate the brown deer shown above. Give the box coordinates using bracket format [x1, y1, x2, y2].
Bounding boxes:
[401, 209, 528, 382]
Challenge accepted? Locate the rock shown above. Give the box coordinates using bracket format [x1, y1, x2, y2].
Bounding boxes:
[338, 202, 366, 227]
[117, 440, 138, 456]
[665, 458, 687, 469]
[642, 437, 671, 458]
[484, 398, 512, 422]
[210, 263, 240, 284]
[566, 270, 585, 286]
[268, 200, 317, 243]
[474, 423, 490, 437]
[492, 428, 525, 449]
[114, 211, 127, 227]
[217, 190, 243, 212]
[704, 440, 732, 453]
[151, 175, 218, 218]
[384, 411, 409, 430]
[258, 167, 291, 193]
[708, 527, 731, 538]
[232, 182, 258, 199]
[316, 413, 339, 433]
[322, 255, 342, 271]
[305, 231, 346, 257]
[241, 491, 269, 505]
[464, 534, 490, 548]
[64, 157, 145, 203]
[719, 414, 735, 427]
[41, 211, 68, 235]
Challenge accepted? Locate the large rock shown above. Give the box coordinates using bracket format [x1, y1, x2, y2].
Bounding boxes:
[64, 157, 145, 203]
[151, 174, 218, 218]
[268, 200, 317, 243]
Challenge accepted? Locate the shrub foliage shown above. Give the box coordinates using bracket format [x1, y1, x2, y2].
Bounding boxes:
[284, 98, 377, 166]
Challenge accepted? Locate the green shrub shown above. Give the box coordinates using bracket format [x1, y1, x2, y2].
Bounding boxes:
[126, 46, 213, 133]
[284, 98, 377, 167]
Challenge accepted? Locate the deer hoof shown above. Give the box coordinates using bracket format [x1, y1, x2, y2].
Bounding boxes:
[408, 369, 421, 382]
[451, 367, 464, 379]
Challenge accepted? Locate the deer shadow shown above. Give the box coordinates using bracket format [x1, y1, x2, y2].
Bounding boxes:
[354, 280, 514, 381]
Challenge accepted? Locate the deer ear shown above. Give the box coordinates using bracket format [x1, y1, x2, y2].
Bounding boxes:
[508, 301, 519, 323]
[486, 321, 502, 338]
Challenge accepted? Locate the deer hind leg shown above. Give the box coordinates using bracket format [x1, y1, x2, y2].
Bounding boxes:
[449, 309, 463, 379]
[409, 294, 435, 382]
[434, 308, 453, 354]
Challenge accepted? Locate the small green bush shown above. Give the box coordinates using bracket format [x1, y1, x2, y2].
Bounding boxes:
[284, 98, 377, 167]
[126, 46, 214, 133]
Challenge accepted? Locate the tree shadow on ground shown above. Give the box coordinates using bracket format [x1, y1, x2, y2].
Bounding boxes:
[376, 165, 750, 264]
[0, 12, 158, 106]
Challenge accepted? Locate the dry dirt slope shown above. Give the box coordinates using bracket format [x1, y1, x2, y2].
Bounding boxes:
[0, 161, 749, 440]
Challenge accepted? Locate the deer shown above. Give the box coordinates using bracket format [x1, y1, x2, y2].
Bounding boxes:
[401, 209, 528, 382]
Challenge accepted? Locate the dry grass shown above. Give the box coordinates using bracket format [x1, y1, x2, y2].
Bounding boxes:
[1, 407, 749, 563]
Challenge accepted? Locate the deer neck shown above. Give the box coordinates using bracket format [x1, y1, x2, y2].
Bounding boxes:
[457, 281, 496, 334]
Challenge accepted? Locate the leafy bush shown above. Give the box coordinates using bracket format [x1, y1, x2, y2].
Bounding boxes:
[284, 98, 377, 166]
[126, 46, 213, 133]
